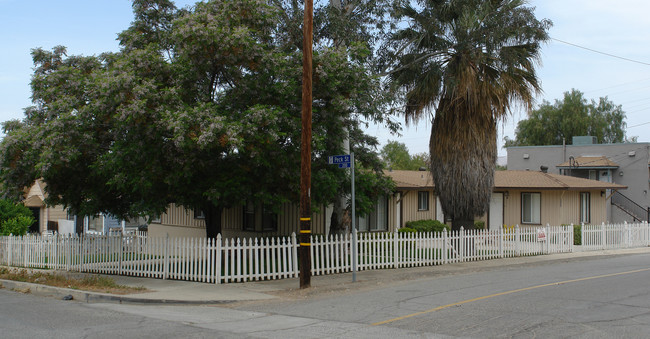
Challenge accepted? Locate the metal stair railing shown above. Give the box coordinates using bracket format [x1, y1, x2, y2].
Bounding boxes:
[611, 191, 650, 222]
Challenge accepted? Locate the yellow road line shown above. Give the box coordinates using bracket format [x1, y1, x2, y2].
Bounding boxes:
[372, 267, 650, 326]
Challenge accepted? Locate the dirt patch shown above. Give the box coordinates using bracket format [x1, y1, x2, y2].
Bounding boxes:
[0, 267, 147, 295]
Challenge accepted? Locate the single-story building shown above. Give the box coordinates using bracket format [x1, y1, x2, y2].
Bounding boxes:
[22, 169, 626, 237]
[22, 180, 75, 234]
[22, 181, 146, 235]
[147, 169, 626, 237]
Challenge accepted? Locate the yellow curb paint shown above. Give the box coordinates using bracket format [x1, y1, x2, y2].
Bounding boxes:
[372, 267, 650, 326]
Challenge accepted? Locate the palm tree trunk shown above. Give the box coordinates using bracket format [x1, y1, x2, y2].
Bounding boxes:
[430, 100, 496, 232]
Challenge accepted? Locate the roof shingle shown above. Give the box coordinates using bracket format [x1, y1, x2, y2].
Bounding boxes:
[384, 170, 626, 191]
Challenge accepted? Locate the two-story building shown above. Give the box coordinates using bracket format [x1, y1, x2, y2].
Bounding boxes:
[507, 137, 649, 223]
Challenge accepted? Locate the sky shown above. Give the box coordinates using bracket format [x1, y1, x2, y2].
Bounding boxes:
[1, 0, 649, 158]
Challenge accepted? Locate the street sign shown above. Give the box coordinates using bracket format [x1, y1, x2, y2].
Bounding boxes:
[328, 152, 357, 282]
[328, 155, 351, 168]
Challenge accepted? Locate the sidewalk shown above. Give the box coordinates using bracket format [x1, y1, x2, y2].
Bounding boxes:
[2, 247, 649, 304]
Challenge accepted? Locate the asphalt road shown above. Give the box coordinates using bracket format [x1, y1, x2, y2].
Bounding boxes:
[2, 253, 650, 338]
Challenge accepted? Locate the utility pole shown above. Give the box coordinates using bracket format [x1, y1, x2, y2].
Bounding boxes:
[299, 0, 314, 289]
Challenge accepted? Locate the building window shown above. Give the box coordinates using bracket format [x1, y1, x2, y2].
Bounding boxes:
[194, 209, 205, 219]
[243, 201, 277, 232]
[370, 196, 389, 231]
[588, 170, 597, 180]
[521, 192, 541, 224]
[418, 191, 429, 211]
[580, 192, 590, 224]
[357, 196, 389, 232]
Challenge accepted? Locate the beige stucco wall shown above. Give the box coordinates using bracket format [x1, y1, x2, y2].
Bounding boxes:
[37, 205, 68, 233]
[502, 189, 607, 227]
[397, 189, 437, 227]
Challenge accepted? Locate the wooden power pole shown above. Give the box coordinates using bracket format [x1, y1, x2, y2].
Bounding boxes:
[299, 0, 314, 289]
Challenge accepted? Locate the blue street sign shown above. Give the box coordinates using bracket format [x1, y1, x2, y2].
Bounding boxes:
[328, 155, 351, 168]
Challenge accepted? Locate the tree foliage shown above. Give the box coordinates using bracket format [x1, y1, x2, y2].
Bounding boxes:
[0, 0, 395, 238]
[380, 140, 428, 170]
[504, 89, 628, 146]
[388, 0, 551, 229]
[0, 199, 34, 236]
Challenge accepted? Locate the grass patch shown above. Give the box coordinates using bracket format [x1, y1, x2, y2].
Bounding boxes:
[0, 266, 147, 295]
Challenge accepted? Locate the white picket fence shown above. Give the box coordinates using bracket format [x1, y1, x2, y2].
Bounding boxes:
[310, 226, 574, 275]
[0, 225, 576, 284]
[581, 222, 650, 250]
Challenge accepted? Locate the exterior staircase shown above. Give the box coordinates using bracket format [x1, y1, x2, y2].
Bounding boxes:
[611, 191, 650, 222]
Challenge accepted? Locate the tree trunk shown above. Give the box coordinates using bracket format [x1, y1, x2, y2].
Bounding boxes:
[329, 194, 346, 235]
[203, 203, 223, 239]
[451, 218, 474, 231]
[429, 98, 496, 233]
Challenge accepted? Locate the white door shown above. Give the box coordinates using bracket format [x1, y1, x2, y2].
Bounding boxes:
[489, 193, 504, 230]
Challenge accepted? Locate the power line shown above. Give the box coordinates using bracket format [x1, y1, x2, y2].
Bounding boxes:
[585, 77, 650, 94]
[627, 121, 650, 129]
[552, 38, 650, 66]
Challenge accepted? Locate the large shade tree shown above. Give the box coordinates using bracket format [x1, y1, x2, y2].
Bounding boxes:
[0, 0, 394, 238]
[388, 0, 551, 229]
[504, 89, 629, 146]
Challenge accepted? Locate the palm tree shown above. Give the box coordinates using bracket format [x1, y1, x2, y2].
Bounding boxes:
[389, 0, 551, 230]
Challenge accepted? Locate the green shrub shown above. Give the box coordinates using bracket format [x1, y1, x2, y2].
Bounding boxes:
[473, 221, 485, 230]
[1, 215, 34, 236]
[404, 219, 450, 233]
[0, 199, 34, 236]
[398, 227, 417, 233]
[573, 224, 581, 245]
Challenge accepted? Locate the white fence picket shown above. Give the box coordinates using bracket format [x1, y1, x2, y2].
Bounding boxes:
[1, 223, 646, 285]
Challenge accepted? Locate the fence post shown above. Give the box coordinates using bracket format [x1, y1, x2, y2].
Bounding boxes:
[625, 221, 630, 248]
[66, 235, 71, 271]
[352, 227, 358, 283]
[118, 233, 123, 276]
[393, 229, 398, 269]
[8, 235, 12, 266]
[601, 222, 606, 250]
[515, 225, 520, 257]
[545, 224, 550, 254]
[215, 234, 222, 284]
[443, 229, 448, 264]
[291, 232, 299, 278]
[459, 227, 465, 263]
[163, 233, 169, 280]
[499, 227, 503, 258]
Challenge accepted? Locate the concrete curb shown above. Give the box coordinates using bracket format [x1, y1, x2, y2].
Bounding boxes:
[0, 279, 237, 305]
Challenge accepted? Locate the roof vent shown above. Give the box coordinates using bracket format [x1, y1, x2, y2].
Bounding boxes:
[540, 166, 548, 173]
[628, 151, 636, 157]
